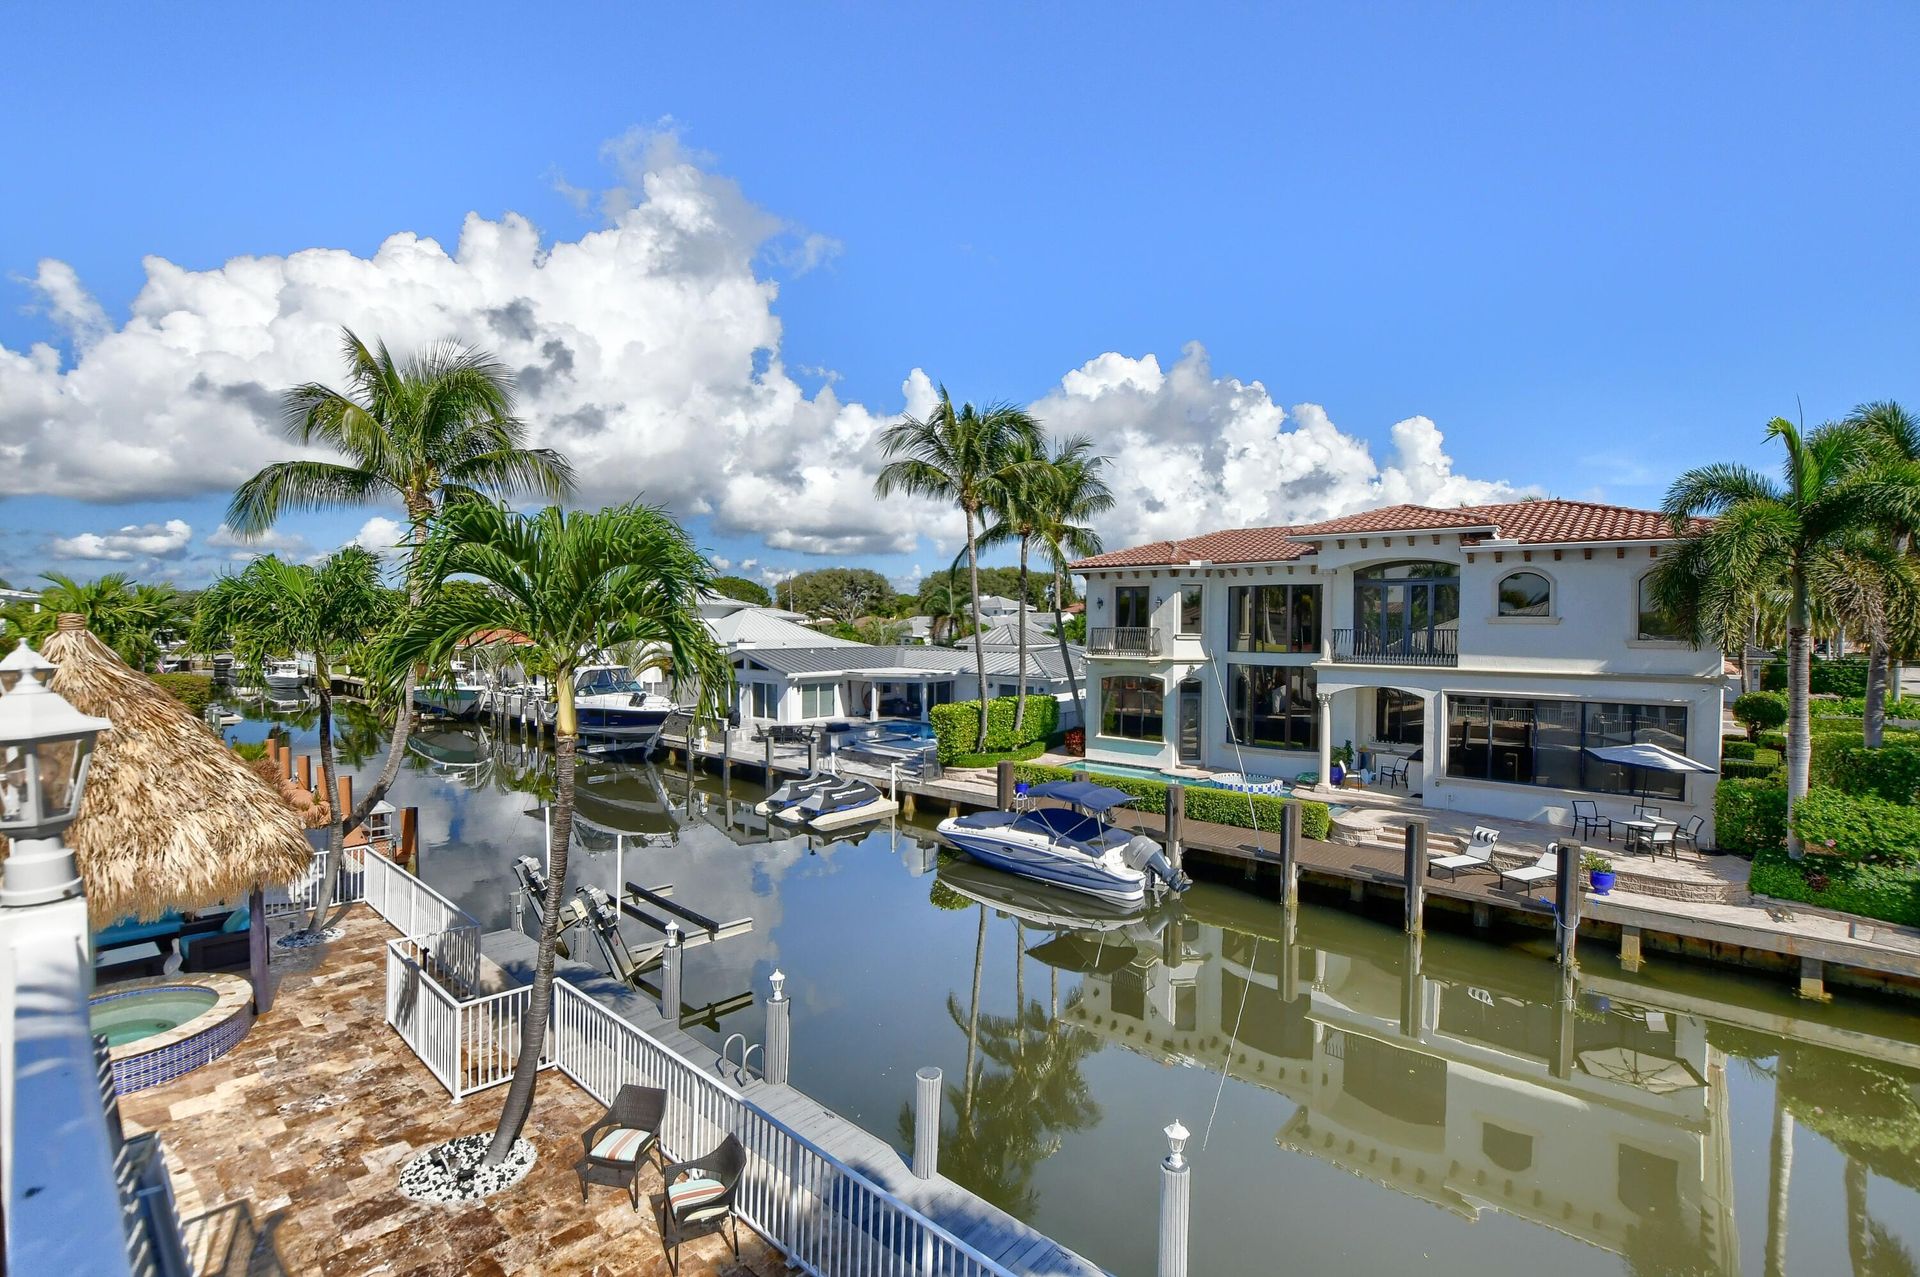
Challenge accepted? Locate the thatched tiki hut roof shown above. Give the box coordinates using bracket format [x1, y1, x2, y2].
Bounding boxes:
[0, 614, 312, 925]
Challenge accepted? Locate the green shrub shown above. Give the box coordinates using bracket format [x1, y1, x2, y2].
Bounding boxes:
[1009, 761, 1332, 840]
[1835, 695, 1920, 720]
[1757, 730, 1787, 752]
[1721, 757, 1782, 781]
[1808, 742, 1920, 804]
[1732, 691, 1787, 740]
[1790, 788, 1920, 865]
[1760, 657, 1872, 697]
[1714, 778, 1788, 855]
[1749, 844, 1920, 928]
[947, 741, 1048, 769]
[930, 696, 1059, 763]
[1722, 740, 1757, 761]
[150, 672, 215, 717]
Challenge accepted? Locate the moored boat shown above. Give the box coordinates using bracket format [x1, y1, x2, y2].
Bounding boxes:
[937, 779, 1189, 905]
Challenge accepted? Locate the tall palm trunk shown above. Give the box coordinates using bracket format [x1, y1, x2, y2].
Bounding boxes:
[964, 903, 985, 1126]
[345, 502, 429, 838]
[1786, 572, 1812, 857]
[304, 670, 342, 935]
[1013, 538, 1031, 734]
[1052, 569, 1084, 732]
[964, 505, 990, 753]
[1846, 1156, 1871, 1274]
[489, 676, 577, 1163]
[1765, 1051, 1795, 1277]
[1867, 641, 1890, 749]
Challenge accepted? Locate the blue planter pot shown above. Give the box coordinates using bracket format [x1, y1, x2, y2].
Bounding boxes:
[1589, 870, 1616, 895]
[1329, 763, 1345, 786]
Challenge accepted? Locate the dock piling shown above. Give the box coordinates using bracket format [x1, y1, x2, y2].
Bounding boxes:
[659, 923, 683, 1023]
[1279, 801, 1301, 910]
[1619, 924, 1644, 972]
[765, 968, 791, 1085]
[1554, 841, 1581, 969]
[1402, 817, 1429, 934]
[996, 760, 1015, 810]
[1158, 1121, 1191, 1277]
[1166, 784, 1185, 876]
[1798, 956, 1831, 1002]
[297, 754, 312, 791]
[913, 1066, 942, 1179]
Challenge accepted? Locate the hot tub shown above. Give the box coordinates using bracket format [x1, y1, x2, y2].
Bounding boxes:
[88, 973, 252, 1093]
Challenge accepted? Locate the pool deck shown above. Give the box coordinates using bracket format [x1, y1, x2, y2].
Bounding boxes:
[119, 908, 782, 1277]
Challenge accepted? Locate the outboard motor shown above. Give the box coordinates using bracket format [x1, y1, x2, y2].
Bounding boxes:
[1120, 836, 1192, 896]
[513, 854, 550, 902]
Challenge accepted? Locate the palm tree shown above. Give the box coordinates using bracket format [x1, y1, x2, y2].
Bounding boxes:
[1651, 419, 1920, 855]
[196, 547, 395, 933]
[4, 572, 186, 669]
[876, 388, 1042, 751]
[226, 328, 574, 838]
[375, 500, 730, 1167]
[1028, 442, 1112, 730]
[918, 572, 970, 646]
[1847, 402, 1920, 744]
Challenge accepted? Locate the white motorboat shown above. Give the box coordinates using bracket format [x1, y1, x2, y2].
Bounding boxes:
[768, 774, 897, 831]
[413, 661, 489, 719]
[262, 658, 310, 695]
[571, 665, 676, 749]
[937, 779, 1189, 906]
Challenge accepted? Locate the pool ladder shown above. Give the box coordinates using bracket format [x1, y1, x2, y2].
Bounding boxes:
[720, 1033, 764, 1083]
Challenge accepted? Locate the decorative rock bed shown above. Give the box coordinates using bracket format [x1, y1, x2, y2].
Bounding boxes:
[399, 1134, 537, 1204]
[274, 927, 345, 949]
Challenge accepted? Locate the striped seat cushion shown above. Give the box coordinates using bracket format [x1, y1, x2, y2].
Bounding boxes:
[667, 1176, 729, 1222]
[589, 1126, 654, 1164]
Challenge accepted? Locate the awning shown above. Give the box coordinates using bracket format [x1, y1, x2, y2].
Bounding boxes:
[1025, 779, 1139, 812]
[1583, 743, 1717, 774]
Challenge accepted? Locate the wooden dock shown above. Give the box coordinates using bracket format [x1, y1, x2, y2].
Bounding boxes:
[480, 929, 1108, 1277]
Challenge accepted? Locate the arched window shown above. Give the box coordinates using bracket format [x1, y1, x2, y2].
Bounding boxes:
[1497, 571, 1551, 617]
[1636, 574, 1683, 641]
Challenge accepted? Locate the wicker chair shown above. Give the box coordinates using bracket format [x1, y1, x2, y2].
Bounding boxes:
[577, 1084, 666, 1209]
[659, 1134, 746, 1275]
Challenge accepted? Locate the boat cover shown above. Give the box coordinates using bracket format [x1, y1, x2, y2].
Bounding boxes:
[1026, 779, 1139, 812]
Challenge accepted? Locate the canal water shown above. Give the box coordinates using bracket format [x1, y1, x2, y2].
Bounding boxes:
[244, 704, 1920, 1276]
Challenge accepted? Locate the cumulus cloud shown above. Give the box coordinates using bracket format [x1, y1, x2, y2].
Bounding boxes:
[349, 516, 407, 557]
[204, 522, 310, 560]
[3, 127, 1520, 567]
[47, 518, 193, 561]
[1032, 344, 1533, 548]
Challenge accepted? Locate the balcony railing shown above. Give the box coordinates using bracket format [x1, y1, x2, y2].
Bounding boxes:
[1331, 626, 1459, 666]
[1089, 626, 1161, 657]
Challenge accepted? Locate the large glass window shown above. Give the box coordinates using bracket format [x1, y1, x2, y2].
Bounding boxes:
[1227, 584, 1321, 653]
[1226, 664, 1318, 751]
[1374, 689, 1424, 745]
[1113, 585, 1151, 629]
[1497, 571, 1551, 617]
[798, 682, 836, 718]
[1636, 574, 1683, 640]
[1178, 585, 1203, 636]
[1100, 675, 1165, 740]
[1353, 562, 1460, 655]
[1445, 695, 1690, 798]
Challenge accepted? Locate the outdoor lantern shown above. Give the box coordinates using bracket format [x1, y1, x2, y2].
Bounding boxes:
[1164, 1119, 1190, 1169]
[0, 637, 54, 694]
[0, 661, 113, 842]
[769, 968, 786, 1001]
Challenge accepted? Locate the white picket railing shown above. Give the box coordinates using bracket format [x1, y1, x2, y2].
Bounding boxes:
[549, 981, 1016, 1277]
[362, 851, 480, 994]
[263, 846, 368, 918]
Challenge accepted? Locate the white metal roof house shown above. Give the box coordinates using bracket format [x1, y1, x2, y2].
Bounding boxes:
[730, 640, 1087, 728]
[1071, 499, 1724, 842]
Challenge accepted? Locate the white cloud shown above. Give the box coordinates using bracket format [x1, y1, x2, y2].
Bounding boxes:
[349, 516, 407, 557]
[3, 128, 1523, 568]
[1032, 344, 1533, 549]
[46, 518, 192, 561]
[204, 522, 310, 560]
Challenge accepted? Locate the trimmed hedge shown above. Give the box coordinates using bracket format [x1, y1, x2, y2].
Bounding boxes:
[1011, 761, 1332, 841]
[1836, 695, 1920, 720]
[1762, 657, 1871, 697]
[1732, 690, 1787, 739]
[1714, 778, 1788, 856]
[948, 741, 1048, 769]
[930, 696, 1059, 764]
[1721, 757, 1782, 781]
[151, 672, 215, 717]
[1791, 788, 1920, 865]
[1809, 742, 1920, 804]
[1749, 844, 1920, 928]
[1721, 740, 1757, 761]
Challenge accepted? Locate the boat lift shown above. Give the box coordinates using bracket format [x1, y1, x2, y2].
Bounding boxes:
[510, 856, 756, 1028]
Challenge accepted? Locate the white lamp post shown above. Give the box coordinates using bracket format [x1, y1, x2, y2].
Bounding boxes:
[0, 653, 112, 907]
[0, 639, 54, 695]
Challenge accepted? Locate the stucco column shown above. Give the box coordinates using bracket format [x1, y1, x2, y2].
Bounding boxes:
[1317, 693, 1334, 788]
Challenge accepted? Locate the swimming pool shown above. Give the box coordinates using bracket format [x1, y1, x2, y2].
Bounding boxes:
[89, 974, 253, 1092]
[91, 986, 217, 1047]
[1068, 759, 1284, 791]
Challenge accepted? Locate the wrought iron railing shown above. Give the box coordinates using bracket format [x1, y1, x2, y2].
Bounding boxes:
[1089, 626, 1161, 657]
[1331, 626, 1459, 666]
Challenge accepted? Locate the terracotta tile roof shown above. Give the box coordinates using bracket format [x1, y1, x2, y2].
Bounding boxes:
[1071, 498, 1695, 570]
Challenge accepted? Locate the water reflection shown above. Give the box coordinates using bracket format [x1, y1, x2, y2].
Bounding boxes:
[227, 704, 1920, 1275]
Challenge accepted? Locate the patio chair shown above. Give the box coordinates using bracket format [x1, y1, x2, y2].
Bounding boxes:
[1632, 803, 1664, 822]
[1497, 847, 1561, 892]
[577, 1084, 666, 1209]
[1645, 822, 1678, 860]
[179, 906, 252, 972]
[1378, 757, 1408, 788]
[1674, 815, 1704, 854]
[659, 1134, 746, 1275]
[1570, 800, 1612, 842]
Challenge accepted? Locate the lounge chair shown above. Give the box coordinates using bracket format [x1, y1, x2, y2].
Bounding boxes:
[578, 1084, 666, 1209]
[1570, 800, 1612, 842]
[660, 1134, 746, 1275]
[1428, 827, 1498, 879]
[179, 906, 253, 972]
[1674, 815, 1704, 854]
[1497, 847, 1561, 892]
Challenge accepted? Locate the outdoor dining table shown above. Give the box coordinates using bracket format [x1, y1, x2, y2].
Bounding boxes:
[1619, 817, 1675, 854]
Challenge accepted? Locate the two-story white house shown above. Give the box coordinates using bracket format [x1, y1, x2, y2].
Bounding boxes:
[1071, 499, 1724, 839]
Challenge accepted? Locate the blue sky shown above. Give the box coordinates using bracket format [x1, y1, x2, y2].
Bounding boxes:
[4, 3, 1917, 591]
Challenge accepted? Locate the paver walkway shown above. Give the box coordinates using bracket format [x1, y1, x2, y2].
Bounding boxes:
[119, 908, 781, 1277]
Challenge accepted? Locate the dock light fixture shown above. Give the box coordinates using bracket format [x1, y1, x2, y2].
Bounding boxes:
[0, 650, 112, 905]
[0, 638, 54, 694]
[1163, 1120, 1190, 1169]
[769, 968, 786, 1002]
